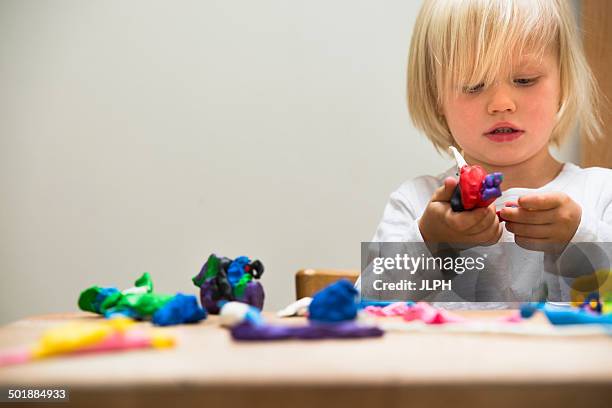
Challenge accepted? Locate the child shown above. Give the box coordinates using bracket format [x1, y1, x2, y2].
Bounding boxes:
[360, 0, 612, 306]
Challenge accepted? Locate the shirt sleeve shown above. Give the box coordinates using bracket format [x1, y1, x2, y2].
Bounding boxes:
[572, 201, 612, 242]
[372, 190, 426, 242]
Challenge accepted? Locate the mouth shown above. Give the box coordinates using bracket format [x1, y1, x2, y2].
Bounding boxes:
[484, 125, 524, 143]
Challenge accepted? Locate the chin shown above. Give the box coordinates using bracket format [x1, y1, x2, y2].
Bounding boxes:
[473, 153, 527, 168]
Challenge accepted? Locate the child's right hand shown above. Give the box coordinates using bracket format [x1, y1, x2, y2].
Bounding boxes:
[418, 177, 502, 248]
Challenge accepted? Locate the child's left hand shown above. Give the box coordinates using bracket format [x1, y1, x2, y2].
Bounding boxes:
[499, 192, 582, 253]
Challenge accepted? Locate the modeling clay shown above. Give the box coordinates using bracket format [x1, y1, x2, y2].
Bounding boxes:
[520, 302, 545, 318]
[231, 320, 384, 341]
[192, 254, 265, 314]
[363, 302, 413, 317]
[308, 279, 358, 323]
[220, 295, 383, 341]
[0, 317, 175, 367]
[217, 281, 384, 341]
[220, 301, 265, 327]
[78, 273, 206, 326]
[543, 304, 612, 325]
[152, 293, 208, 326]
[402, 302, 466, 324]
[276, 297, 387, 318]
[363, 301, 522, 325]
[277, 297, 312, 317]
[448, 146, 503, 212]
[521, 301, 612, 325]
[357, 300, 411, 309]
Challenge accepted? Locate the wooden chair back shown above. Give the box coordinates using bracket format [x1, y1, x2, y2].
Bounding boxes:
[295, 269, 359, 299]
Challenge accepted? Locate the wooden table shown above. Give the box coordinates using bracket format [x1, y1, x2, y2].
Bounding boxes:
[0, 311, 611, 407]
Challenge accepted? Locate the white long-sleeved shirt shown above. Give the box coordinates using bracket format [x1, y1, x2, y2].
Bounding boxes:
[359, 162, 612, 308]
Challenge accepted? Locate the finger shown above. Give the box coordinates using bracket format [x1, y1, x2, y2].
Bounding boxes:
[470, 219, 503, 246]
[431, 177, 458, 203]
[499, 207, 555, 225]
[446, 206, 490, 232]
[518, 193, 565, 211]
[498, 202, 518, 222]
[505, 222, 552, 239]
[465, 205, 497, 235]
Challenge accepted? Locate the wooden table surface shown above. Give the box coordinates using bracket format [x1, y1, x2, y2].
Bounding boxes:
[0, 311, 611, 408]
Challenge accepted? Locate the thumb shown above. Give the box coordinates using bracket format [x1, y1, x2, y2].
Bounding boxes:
[432, 177, 458, 202]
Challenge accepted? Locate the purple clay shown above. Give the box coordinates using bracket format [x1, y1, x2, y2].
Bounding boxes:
[199, 280, 222, 314]
[230, 321, 384, 341]
[481, 172, 504, 201]
[241, 281, 265, 311]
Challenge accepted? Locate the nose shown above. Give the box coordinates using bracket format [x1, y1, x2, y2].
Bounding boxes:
[487, 84, 516, 115]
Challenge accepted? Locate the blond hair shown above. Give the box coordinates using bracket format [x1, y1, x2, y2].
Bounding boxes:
[407, 0, 602, 154]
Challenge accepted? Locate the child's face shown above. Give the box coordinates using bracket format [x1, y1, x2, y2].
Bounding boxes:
[441, 52, 560, 167]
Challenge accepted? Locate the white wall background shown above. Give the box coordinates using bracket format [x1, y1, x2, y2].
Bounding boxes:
[0, 0, 578, 324]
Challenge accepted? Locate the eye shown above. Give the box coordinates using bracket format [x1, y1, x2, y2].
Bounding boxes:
[513, 77, 538, 86]
[462, 83, 485, 94]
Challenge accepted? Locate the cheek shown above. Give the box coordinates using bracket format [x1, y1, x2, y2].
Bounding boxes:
[444, 100, 482, 141]
[522, 84, 559, 130]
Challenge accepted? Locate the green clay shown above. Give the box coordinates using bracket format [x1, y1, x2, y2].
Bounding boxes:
[78, 273, 174, 319]
[205, 254, 220, 279]
[193, 254, 220, 287]
[100, 291, 123, 314]
[233, 273, 252, 298]
[78, 286, 102, 313]
[134, 272, 153, 293]
[109, 293, 174, 317]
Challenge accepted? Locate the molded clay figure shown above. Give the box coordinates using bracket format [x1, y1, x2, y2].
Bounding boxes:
[448, 146, 503, 212]
[192, 254, 265, 314]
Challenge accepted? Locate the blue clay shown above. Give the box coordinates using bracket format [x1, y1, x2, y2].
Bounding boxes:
[152, 293, 208, 326]
[308, 279, 358, 323]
